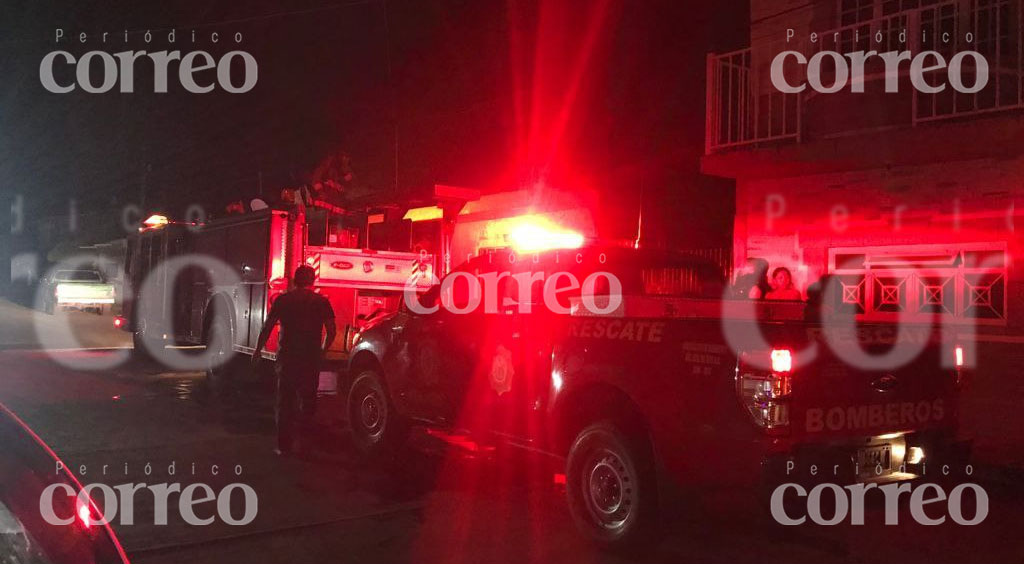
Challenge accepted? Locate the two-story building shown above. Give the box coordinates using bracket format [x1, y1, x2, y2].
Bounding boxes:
[703, 0, 1024, 333]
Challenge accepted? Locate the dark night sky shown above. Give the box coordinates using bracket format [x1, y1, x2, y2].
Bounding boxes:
[1, 0, 747, 249]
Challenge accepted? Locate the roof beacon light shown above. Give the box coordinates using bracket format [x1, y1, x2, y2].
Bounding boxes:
[141, 214, 169, 231]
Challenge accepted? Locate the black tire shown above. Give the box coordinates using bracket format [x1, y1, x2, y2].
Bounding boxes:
[132, 331, 146, 355]
[206, 316, 236, 391]
[131, 329, 158, 361]
[347, 369, 409, 457]
[566, 421, 659, 550]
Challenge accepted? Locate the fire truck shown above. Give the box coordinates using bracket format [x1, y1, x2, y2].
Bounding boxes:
[347, 239, 973, 548]
[120, 205, 432, 379]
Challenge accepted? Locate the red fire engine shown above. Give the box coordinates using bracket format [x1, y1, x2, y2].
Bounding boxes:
[120, 205, 433, 378]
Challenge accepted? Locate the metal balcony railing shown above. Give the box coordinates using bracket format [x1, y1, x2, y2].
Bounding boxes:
[705, 0, 1024, 154]
[705, 48, 801, 153]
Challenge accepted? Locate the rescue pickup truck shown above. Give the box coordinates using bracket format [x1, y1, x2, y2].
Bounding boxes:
[346, 245, 971, 548]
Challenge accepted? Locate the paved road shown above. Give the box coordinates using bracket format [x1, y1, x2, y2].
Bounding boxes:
[1, 301, 1022, 563]
[0, 298, 130, 350]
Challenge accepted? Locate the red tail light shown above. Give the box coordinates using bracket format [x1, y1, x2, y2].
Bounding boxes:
[771, 348, 793, 373]
[737, 349, 794, 433]
[953, 344, 967, 389]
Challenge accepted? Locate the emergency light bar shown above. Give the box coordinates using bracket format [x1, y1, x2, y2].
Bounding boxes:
[481, 214, 586, 254]
[508, 223, 585, 253]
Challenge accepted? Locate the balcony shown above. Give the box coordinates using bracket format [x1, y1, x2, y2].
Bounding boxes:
[705, 0, 1024, 159]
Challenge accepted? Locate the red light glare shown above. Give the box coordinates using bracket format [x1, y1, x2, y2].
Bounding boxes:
[142, 214, 169, 229]
[771, 349, 793, 373]
[113, 317, 124, 328]
[77, 501, 92, 528]
[508, 222, 585, 253]
[955, 346, 964, 368]
[270, 259, 285, 281]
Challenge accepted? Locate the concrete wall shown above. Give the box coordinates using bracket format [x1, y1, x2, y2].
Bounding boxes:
[749, 0, 837, 85]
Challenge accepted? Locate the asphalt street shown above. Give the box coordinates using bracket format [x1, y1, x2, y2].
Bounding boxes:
[0, 300, 1022, 564]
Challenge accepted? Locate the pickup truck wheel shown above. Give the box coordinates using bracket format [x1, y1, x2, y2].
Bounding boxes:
[347, 370, 408, 456]
[566, 422, 658, 550]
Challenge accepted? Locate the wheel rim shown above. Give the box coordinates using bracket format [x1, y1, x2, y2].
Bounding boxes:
[582, 448, 633, 530]
[354, 382, 386, 439]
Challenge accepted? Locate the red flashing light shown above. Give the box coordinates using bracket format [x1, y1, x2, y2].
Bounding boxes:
[269, 215, 288, 281]
[955, 345, 964, 368]
[113, 316, 124, 329]
[77, 500, 92, 528]
[507, 222, 584, 253]
[771, 349, 793, 373]
[480, 214, 586, 253]
[270, 258, 285, 280]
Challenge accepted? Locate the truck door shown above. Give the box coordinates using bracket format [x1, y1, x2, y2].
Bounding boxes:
[397, 276, 484, 424]
[428, 267, 546, 438]
[471, 274, 555, 443]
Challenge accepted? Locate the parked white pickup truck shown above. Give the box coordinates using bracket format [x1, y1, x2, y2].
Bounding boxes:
[41, 270, 115, 315]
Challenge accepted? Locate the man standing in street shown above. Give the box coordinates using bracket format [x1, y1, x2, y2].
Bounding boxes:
[253, 265, 336, 456]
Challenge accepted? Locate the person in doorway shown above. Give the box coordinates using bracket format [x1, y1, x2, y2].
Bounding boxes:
[253, 265, 337, 456]
[730, 258, 771, 299]
[765, 266, 802, 301]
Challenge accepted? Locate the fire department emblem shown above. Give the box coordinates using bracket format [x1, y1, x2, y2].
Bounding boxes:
[489, 345, 514, 396]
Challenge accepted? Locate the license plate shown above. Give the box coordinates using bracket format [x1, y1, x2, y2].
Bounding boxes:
[857, 445, 892, 478]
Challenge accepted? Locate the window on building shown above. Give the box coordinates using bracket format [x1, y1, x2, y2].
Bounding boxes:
[880, 0, 942, 15]
[840, 0, 876, 25]
[827, 243, 1008, 324]
[842, 0, 943, 21]
[836, 0, 876, 53]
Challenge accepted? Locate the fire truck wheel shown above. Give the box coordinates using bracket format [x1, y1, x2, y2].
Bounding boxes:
[132, 330, 158, 360]
[206, 317, 236, 390]
[566, 421, 659, 550]
[347, 370, 408, 457]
